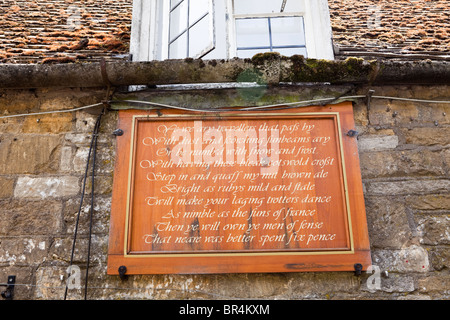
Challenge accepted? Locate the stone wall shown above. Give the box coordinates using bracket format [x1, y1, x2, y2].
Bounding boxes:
[0, 84, 448, 300]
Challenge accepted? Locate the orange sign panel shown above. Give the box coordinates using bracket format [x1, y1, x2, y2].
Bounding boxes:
[107, 103, 371, 274]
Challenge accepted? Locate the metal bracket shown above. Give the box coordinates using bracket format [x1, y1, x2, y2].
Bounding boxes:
[366, 89, 375, 112]
[113, 129, 124, 137]
[1, 276, 16, 300]
[118, 266, 128, 281]
[354, 263, 363, 276]
[347, 130, 359, 137]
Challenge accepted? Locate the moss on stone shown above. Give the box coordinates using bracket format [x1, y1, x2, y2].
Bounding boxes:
[286, 55, 376, 83]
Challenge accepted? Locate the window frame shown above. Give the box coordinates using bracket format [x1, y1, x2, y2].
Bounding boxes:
[130, 0, 334, 61]
[167, 0, 216, 59]
[232, 14, 308, 59]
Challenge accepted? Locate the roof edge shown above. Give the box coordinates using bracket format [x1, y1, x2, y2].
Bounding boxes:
[0, 55, 449, 89]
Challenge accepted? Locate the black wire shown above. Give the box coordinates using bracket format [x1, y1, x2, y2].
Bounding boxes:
[84, 111, 103, 300]
[63, 110, 104, 301]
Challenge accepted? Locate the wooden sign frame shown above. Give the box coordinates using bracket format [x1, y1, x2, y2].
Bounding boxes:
[107, 103, 371, 275]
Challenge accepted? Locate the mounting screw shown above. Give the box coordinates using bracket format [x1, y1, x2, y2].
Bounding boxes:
[113, 129, 124, 136]
[118, 266, 128, 281]
[354, 263, 363, 276]
[347, 130, 358, 137]
[1, 275, 16, 300]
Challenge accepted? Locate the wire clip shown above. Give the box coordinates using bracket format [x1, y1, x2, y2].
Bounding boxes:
[118, 266, 128, 281]
[113, 129, 124, 136]
[1, 276, 16, 300]
[354, 264, 363, 276]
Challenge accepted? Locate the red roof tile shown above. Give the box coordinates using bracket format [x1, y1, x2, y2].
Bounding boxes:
[329, 0, 450, 60]
[0, 0, 448, 63]
[0, 0, 132, 63]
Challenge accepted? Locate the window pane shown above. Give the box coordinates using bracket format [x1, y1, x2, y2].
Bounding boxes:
[189, 16, 213, 58]
[234, 0, 282, 15]
[171, 0, 184, 10]
[235, 18, 270, 49]
[190, 0, 209, 25]
[271, 17, 305, 47]
[282, 0, 305, 13]
[170, 0, 188, 41]
[273, 47, 307, 57]
[236, 49, 270, 59]
[233, 0, 304, 15]
[169, 33, 188, 59]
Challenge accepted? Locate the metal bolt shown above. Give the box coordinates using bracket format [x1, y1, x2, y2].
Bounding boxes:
[347, 130, 358, 137]
[261, 157, 271, 167]
[354, 263, 363, 276]
[113, 129, 124, 136]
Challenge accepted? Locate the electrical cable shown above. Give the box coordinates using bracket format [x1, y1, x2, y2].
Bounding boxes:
[110, 94, 450, 113]
[1, 94, 450, 120]
[0, 102, 104, 120]
[63, 110, 104, 301]
[372, 95, 450, 104]
[84, 110, 104, 300]
[0, 282, 244, 300]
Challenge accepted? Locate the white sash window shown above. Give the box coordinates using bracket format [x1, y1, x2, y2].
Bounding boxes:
[131, 0, 333, 61]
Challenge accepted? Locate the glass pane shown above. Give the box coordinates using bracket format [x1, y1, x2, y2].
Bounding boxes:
[271, 17, 305, 47]
[170, 0, 188, 42]
[237, 49, 271, 59]
[282, 0, 305, 13]
[189, 16, 213, 58]
[273, 47, 307, 58]
[169, 33, 188, 59]
[171, 0, 184, 10]
[235, 18, 270, 49]
[234, 0, 282, 15]
[190, 0, 209, 25]
[234, 0, 304, 15]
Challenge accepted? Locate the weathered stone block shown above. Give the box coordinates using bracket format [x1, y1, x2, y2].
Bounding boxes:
[0, 117, 24, 134]
[364, 197, 412, 248]
[22, 113, 73, 134]
[59, 146, 74, 172]
[39, 96, 83, 111]
[401, 127, 450, 146]
[361, 273, 416, 293]
[416, 215, 450, 245]
[72, 146, 115, 174]
[0, 237, 50, 265]
[360, 149, 446, 178]
[14, 176, 80, 199]
[369, 100, 419, 126]
[0, 266, 35, 300]
[288, 273, 360, 298]
[49, 235, 108, 265]
[406, 194, 450, 211]
[429, 247, 450, 271]
[0, 177, 15, 198]
[75, 111, 98, 133]
[35, 266, 77, 300]
[358, 135, 399, 152]
[0, 90, 41, 114]
[371, 245, 430, 273]
[0, 135, 61, 174]
[63, 197, 111, 235]
[418, 274, 450, 297]
[64, 132, 109, 145]
[0, 200, 62, 236]
[366, 180, 450, 196]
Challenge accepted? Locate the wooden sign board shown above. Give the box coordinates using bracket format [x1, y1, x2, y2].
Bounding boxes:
[107, 103, 371, 275]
